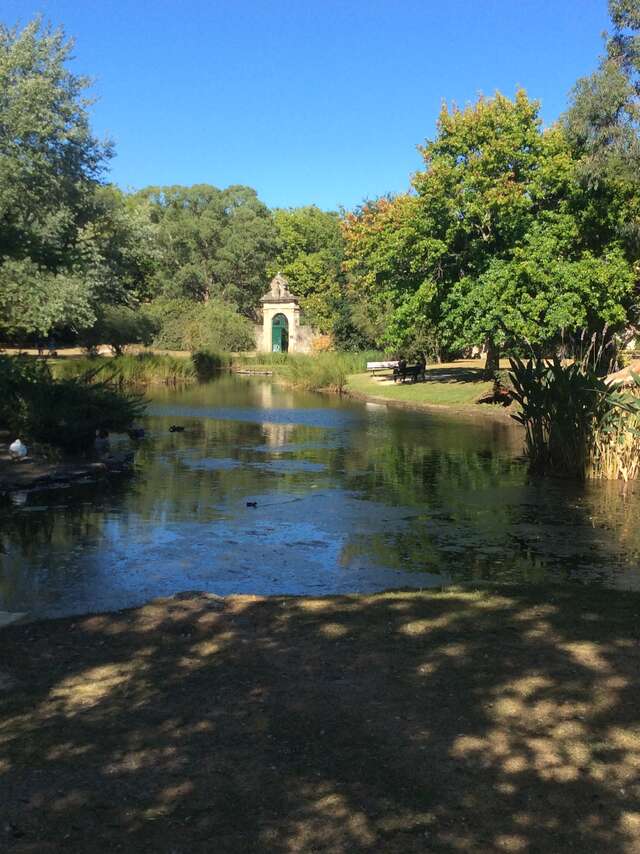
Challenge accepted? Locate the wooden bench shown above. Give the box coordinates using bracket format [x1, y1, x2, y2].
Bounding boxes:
[393, 364, 426, 383]
[366, 360, 399, 375]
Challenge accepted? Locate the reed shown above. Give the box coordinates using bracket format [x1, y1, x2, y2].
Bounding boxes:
[509, 356, 640, 480]
[589, 380, 640, 480]
[234, 351, 385, 392]
[53, 351, 230, 386]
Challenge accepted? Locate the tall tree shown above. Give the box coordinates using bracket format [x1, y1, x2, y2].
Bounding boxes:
[342, 195, 425, 351]
[270, 206, 345, 332]
[565, 0, 640, 186]
[136, 184, 277, 316]
[0, 17, 112, 338]
[344, 92, 637, 371]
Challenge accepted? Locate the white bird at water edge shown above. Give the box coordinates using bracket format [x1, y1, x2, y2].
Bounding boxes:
[8, 439, 27, 460]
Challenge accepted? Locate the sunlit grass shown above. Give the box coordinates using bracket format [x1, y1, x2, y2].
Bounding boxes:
[347, 371, 494, 407]
[233, 351, 385, 392]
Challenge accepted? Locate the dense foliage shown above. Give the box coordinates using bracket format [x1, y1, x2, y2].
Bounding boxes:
[0, 356, 144, 450]
[1, 6, 640, 371]
[344, 90, 638, 371]
[509, 356, 640, 480]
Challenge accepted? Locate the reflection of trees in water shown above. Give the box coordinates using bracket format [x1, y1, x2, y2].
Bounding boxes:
[112, 419, 336, 528]
[332, 414, 640, 585]
[146, 374, 298, 411]
[0, 478, 133, 606]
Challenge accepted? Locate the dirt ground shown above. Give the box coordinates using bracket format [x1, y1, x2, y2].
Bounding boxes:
[1, 586, 639, 854]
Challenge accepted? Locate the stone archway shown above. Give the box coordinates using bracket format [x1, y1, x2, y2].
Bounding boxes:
[271, 313, 289, 352]
[260, 273, 300, 353]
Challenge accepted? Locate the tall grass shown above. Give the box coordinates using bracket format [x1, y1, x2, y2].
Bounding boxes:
[232, 350, 385, 392]
[509, 356, 640, 480]
[53, 351, 231, 386]
[0, 356, 144, 451]
[590, 380, 640, 480]
[232, 352, 291, 368]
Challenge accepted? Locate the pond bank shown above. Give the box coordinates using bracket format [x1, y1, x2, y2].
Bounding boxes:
[344, 369, 516, 420]
[0, 449, 134, 496]
[1, 584, 638, 852]
[345, 384, 516, 420]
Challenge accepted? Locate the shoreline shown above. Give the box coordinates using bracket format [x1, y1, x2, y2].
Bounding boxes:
[229, 366, 518, 421]
[0, 450, 134, 496]
[344, 385, 518, 421]
[1, 585, 638, 852]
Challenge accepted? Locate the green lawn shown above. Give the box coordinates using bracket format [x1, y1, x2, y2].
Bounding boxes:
[347, 366, 495, 407]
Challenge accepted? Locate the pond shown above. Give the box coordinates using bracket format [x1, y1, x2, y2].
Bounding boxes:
[2, 374, 640, 620]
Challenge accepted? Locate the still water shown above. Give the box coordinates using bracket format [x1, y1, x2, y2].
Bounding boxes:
[2, 375, 640, 620]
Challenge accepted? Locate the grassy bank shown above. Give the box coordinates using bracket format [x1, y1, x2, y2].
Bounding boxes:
[347, 363, 495, 408]
[1, 584, 639, 852]
[52, 351, 231, 386]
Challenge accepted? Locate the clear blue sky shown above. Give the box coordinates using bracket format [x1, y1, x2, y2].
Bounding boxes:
[1, 0, 611, 211]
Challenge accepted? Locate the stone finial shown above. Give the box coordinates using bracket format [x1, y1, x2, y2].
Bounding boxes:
[261, 273, 297, 303]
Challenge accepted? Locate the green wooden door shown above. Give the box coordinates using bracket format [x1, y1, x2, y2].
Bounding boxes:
[271, 314, 289, 352]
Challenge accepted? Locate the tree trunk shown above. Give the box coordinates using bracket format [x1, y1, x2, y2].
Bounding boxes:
[484, 340, 500, 377]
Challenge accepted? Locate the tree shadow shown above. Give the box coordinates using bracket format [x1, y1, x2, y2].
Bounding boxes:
[425, 366, 488, 384]
[1, 586, 639, 852]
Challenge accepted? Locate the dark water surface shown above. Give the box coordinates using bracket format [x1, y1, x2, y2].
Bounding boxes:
[2, 375, 640, 620]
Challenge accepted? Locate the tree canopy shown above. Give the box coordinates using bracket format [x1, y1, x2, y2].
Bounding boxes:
[270, 206, 345, 332]
[344, 90, 638, 368]
[0, 18, 113, 338]
[133, 184, 277, 316]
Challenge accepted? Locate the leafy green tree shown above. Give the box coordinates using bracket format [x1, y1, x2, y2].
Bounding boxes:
[565, 0, 640, 186]
[345, 92, 637, 372]
[269, 206, 345, 332]
[0, 17, 112, 339]
[80, 305, 156, 355]
[342, 195, 424, 351]
[136, 184, 277, 316]
[81, 185, 160, 306]
[145, 297, 255, 352]
[0, 259, 96, 339]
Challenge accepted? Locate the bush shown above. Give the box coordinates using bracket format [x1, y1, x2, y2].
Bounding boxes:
[81, 306, 157, 355]
[509, 356, 640, 480]
[192, 350, 232, 380]
[0, 356, 145, 451]
[146, 298, 255, 352]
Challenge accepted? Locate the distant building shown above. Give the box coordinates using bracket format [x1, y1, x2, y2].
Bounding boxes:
[257, 273, 314, 353]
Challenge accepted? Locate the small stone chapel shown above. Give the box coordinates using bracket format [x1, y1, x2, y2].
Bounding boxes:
[258, 273, 313, 353]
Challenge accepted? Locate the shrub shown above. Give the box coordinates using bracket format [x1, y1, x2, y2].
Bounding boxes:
[81, 306, 157, 355]
[192, 350, 232, 380]
[509, 356, 640, 480]
[0, 356, 145, 451]
[146, 298, 255, 352]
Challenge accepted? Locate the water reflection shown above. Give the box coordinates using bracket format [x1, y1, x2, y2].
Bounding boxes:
[2, 374, 640, 619]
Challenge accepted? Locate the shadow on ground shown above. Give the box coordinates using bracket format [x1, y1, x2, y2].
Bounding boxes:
[1, 586, 639, 853]
[425, 366, 488, 384]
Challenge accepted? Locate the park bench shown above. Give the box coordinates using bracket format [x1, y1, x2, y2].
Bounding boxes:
[366, 360, 399, 375]
[393, 364, 426, 383]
